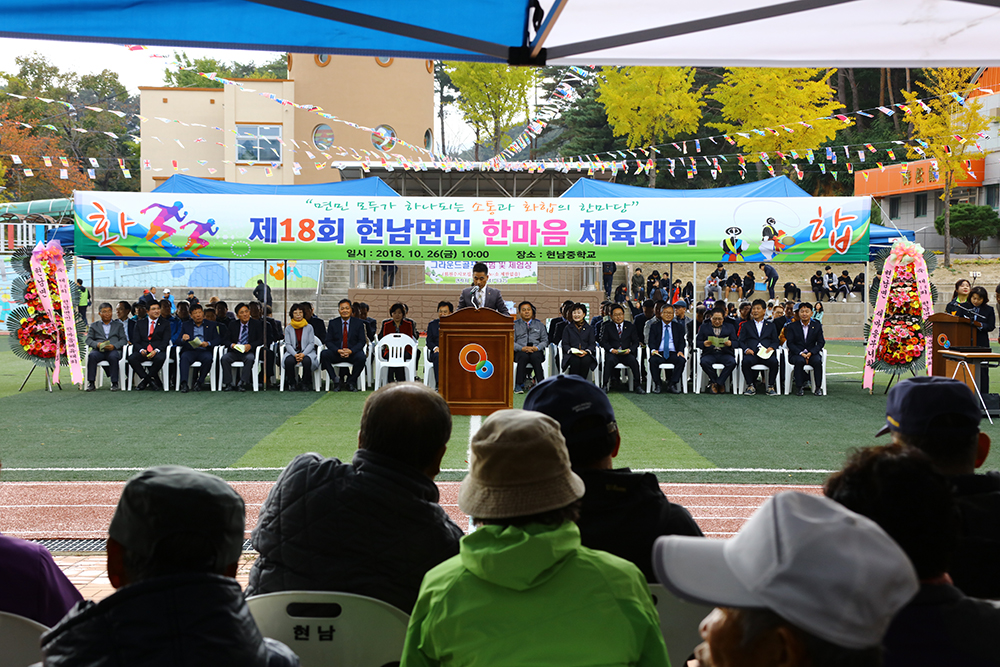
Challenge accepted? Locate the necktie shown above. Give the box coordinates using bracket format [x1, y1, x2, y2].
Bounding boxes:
[617, 324, 623, 336]
[477, 290, 484, 308]
[343, 320, 349, 347]
[148, 319, 154, 337]
[240, 323, 248, 344]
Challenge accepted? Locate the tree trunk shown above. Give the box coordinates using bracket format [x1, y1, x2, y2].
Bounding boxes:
[474, 127, 480, 162]
[647, 145, 656, 188]
[905, 68, 911, 93]
[847, 69, 861, 128]
[887, 70, 901, 134]
[944, 172, 953, 267]
[837, 69, 847, 108]
[438, 103, 447, 156]
[879, 68, 886, 107]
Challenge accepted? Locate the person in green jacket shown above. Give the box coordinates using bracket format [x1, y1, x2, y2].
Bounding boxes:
[76, 278, 90, 323]
[400, 409, 670, 667]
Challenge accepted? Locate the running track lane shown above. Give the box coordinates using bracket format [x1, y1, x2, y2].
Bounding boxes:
[0, 481, 823, 539]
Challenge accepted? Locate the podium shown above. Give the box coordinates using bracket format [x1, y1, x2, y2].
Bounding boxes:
[439, 307, 514, 416]
[927, 313, 978, 377]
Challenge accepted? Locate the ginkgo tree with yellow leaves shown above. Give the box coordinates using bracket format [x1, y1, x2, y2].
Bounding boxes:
[709, 68, 846, 178]
[902, 68, 989, 268]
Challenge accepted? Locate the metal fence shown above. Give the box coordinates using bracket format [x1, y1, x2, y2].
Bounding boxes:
[0, 219, 68, 252]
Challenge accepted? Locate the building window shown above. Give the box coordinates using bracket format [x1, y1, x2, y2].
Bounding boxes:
[424, 129, 434, 151]
[372, 124, 397, 151]
[987, 184, 1000, 209]
[313, 124, 335, 150]
[376, 56, 394, 67]
[315, 54, 331, 67]
[889, 196, 901, 220]
[237, 125, 282, 163]
[914, 193, 927, 218]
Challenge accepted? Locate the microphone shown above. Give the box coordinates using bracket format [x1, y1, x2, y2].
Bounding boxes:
[470, 285, 480, 309]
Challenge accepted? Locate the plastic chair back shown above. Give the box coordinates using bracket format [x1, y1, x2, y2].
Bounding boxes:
[648, 584, 713, 666]
[247, 591, 409, 667]
[0, 611, 48, 667]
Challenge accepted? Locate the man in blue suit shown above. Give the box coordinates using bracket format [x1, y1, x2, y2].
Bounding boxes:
[322, 298, 367, 391]
[785, 302, 826, 396]
[178, 303, 219, 393]
[738, 299, 779, 396]
[646, 304, 687, 394]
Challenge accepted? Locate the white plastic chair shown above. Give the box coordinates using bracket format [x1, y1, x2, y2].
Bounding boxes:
[280, 343, 323, 392]
[693, 348, 736, 394]
[559, 344, 600, 386]
[174, 344, 220, 391]
[735, 349, 781, 395]
[423, 348, 437, 389]
[0, 610, 47, 667]
[85, 344, 128, 389]
[783, 347, 828, 395]
[373, 334, 417, 390]
[325, 342, 369, 391]
[511, 345, 551, 389]
[125, 343, 171, 391]
[597, 347, 635, 391]
[224, 345, 265, 391]
[643, 344, 690, 394]
[246, 591, 410, 667]
[648, 584, 713, 665]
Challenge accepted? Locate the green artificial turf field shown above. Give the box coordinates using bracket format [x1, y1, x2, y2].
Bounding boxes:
[1, 341, 998, 484]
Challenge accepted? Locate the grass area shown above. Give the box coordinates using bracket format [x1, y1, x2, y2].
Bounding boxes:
[2, 340, 999, 485]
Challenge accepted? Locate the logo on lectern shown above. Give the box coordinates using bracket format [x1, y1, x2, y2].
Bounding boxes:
[459, 343, 494, 379]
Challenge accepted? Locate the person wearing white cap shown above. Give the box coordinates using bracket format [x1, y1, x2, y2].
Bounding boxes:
[653, 492, 918, 667]
[401, 409, 669, 667]
[162, 288, 175, 311]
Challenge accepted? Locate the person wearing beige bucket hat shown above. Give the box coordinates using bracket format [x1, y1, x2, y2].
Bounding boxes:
[400, 409, 669, 667]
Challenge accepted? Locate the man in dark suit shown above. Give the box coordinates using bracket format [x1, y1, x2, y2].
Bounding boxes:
[548, 300, 575, 346]
[425, 301, 453, 387]
[85, 303, 128, 391]
[785, 302, 826, 396]
[127, 301, 170, 390]
[646, 304, 686, 394]
[632, 300, 656, 345]
[457, 262, 509, 315]
[322, 298, 367, 391]
[696, 308, 738, 394]
[178, 303, 220, 393]
[220, 302, 264, 392]
[600, 304, 644, 394]
[301, 302, 326, 342]
[738, 299, 779, 396]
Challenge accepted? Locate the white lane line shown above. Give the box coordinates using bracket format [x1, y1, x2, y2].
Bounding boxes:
[2, 466, 834, 474]
[827, 371, 863, 376]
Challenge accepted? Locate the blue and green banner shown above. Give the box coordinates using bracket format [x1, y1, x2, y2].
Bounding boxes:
[74, 192, 870, 262]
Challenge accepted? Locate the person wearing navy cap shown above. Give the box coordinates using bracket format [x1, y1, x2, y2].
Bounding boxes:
[524, 374, 701, 580]
[878, 376, 1000, 599]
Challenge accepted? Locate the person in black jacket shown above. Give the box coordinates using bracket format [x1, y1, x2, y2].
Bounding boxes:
[602, 261, 617, 298]
[646, 304, 686, 394]
[252, 279, 272, 306]
[785, 302, 826, 396]
[246, 382, 463, 611]
[178, 304, 220, 393]
[524, 375, 703, 581]
[948, 286, 996, 393]
[220, 303, 264, 392]
[742, 271, 756, 302]
[810, 270, 829, 302]
[696, 308, 737, 394]
[548, 300, 575, 347]
[600, 304, 644, 394]
[425, 301, 452, 386]
[127, 301, 170, 390]
[561, 303, 597, 379]
[322, 299, 368, 391]
[738, 299, 779, 396]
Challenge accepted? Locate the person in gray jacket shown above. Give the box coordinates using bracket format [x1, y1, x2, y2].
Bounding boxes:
[282, 303, 319, 391]
[85, 302, 128, 391]
[513, 300, 548, 394]
[246, 382, 463, 612]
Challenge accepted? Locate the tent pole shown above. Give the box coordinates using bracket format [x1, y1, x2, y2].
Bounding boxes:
[90, 260, 95, 319]
[263, 260, 268, 391]
[693, 262, 697, 304]
[283, 262, 288, 329]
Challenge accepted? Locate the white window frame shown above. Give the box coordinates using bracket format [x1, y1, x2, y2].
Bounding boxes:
[236, 124, 282, 164]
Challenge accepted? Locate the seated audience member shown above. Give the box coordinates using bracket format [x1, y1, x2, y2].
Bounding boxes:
[834, 270, 852, 301]
[646, 303, 686, 394]
[41, 466, 299, 666]
[356, 302, 378, 341]
[826, 444, 1000, 667]
[248, 301, 278, 382]
[172, 300, 190, 341]
[810, 269, 829, 302]
[738, 299, 779, 396]
[321, 299, 366, 391]
[126, 301, 169, 390]
[705, 273, 722, 301]
[785, 301, 825, 396]
[737, 301, 751, 325]
[247, 382, 462, 611]
[673, 300, 692, 340]
[379, 302, 417, 383]
[696, 308, 737, 394]
[682, 280, 694, 304]
[631, 268, 644, 300]
[853, 271, 866, 293]
[85, 303, 127, 392]
[653, 492, 918, 667]
[561, 303, 598, 379]
[215, 300, 235, 322]
[282, 303, 319, 391]
[0, 531, 82, 627]
[644, 300, 665, 344]
[425, 301, 453, 386]
[220, 303, 264, 392]
[783, 281, 802, 300]
[116, 300, 133, 335]
[877, 376, 1000, 599]
[210, 303, 229, 346]
[646, 270, 661, 298]
[631, 299, 655, 342]
[600, 304, 644, 394]
[513, 300, 548, 394]
[178, 304, 219, 393]
[813, 300, 825, 322]
[186, 290, 199, 305]
[300, 302, 326, 342]
[524, 376, 702, 579]
[742, 270, 756, 301]
[401, 409, 670, 667]
[614, 283, 628, 304]
[548, 299, 576, 346]
[725, 272, 743, 302]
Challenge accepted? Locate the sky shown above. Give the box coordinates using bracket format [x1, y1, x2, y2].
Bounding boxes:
[0, 37, 476, 153]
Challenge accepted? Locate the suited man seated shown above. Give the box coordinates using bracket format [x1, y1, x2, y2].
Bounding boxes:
[220, 303, 264, 392]
[457, 261, 509, 315]
[738, 299, 779, 396]
[785, 301, 826, 396]
[646, 303, 686, 394]
[321, 298, 367, 392]
[85, 303, 128, 391]
[600, 304, 644, 395]
[425, 300, 453, 386]
[178, 304, 219, 393]
[696, 307, 738, 394]
[126, 301, 170, 390]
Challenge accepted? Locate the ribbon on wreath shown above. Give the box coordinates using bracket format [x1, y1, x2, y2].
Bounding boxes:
[863, 240, 934, 389]
[29, 240, 84, 385]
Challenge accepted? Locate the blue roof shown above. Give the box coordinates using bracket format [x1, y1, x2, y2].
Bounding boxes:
[561, 175, 812, 198]
[152, 174, 400, 196]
